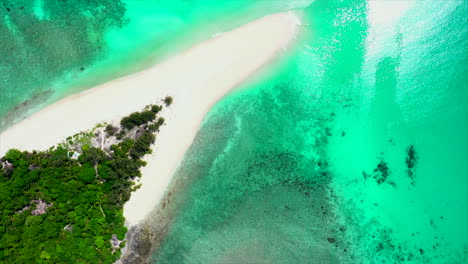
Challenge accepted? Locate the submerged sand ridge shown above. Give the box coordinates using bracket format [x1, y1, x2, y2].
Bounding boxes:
[0, 12, 301, 225]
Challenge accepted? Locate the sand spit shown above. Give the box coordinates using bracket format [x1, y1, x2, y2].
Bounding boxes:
[0, 12, 301, 226]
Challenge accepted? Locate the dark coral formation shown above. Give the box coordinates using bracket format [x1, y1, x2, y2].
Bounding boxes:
[405, 145, 417, 186]
[373, 160, 390, 185]
[363, 159, 393, 186]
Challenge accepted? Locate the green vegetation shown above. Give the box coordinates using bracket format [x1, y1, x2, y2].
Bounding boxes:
[0, 99, 172, 263]
[157, 117, 165, 126]
[163, 96, 173, 106]
[120, 110, 156, 130]
[105, 124, 117, 136]
[130, 131, 155, 159]
[151, 105, 163, 114]
[116, 130, 126, 140]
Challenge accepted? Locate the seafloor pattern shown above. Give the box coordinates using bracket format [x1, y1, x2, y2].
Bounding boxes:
[150, 0, 468, 263]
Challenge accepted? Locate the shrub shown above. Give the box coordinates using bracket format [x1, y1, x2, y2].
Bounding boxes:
[78, 164, 96, 184]
[120, 113, 138, 130]
[81, 144, 90, 152]
[111, 139, 135, 158]
[79, 147, 107, 166]
[148, 123, 160, 132]
[116, 130, 126, 140]
[129, 132, 155, 159]
[5, 149, 22, 163]
[105, 124, 117, 136]
[140, 110, 156, 123]
[151, 105, 162, 113]
[120, 111, 156, 130]
[157, 117, 165, 126]
[163, 96, 173, 106]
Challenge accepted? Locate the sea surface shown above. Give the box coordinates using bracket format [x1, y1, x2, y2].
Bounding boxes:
[1, 0, 467, 263]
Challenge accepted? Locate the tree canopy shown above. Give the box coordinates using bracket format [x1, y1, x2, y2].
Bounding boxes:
[0, 99, 172, 263]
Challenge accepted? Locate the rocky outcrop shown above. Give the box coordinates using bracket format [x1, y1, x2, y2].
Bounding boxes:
[116, 224, 154, 264]
[31, 200, 52, 215]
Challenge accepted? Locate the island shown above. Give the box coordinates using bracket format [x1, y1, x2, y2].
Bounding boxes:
[0, 98, 171, 263]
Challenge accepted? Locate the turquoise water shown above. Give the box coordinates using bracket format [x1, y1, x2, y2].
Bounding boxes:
[0, 0, 127, 128]
[0, 0, 303, 129]
[149, 0, 468, 263]
[1, 0, 467, 263]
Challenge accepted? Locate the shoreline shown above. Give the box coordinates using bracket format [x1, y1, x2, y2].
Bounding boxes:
[0, 12, 301, 226]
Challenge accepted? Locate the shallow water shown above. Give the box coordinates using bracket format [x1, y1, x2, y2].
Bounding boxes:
[0, 0, 298, 129]
[1, 0, 467, 263]
[149, 0, 468, 263]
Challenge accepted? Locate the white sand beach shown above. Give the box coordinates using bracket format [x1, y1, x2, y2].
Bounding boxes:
[0, 12, 301, 225]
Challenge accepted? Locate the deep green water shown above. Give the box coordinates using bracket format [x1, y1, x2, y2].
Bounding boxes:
[1, 0, 467, 263]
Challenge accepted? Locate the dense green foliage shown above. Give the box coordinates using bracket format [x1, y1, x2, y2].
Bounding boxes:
[120, 110, 156, 130]
[0, 101, 171, 263]
[130, 132, 155, 159]
[0, 147, 129, 263]
[151, 105, 163, 114]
